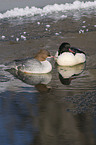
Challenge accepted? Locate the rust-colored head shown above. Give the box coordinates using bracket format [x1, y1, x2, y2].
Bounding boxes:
[34, 49, 51, 61]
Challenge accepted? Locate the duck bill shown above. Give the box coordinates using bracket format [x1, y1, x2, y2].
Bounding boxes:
[47, 56, 54, 58]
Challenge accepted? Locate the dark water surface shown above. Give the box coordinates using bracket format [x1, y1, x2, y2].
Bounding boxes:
[0, 53, 96, 145]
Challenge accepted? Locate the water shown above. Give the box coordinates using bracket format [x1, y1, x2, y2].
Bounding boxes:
[0, 62, 96, 145]
[0, 0, 96, 145]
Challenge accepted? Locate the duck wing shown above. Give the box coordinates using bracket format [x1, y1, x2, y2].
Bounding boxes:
[70, 47, 85, 55]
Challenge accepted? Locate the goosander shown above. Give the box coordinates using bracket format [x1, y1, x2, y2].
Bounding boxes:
[55, 42, 86, 66]
[6, 49, 52, 74]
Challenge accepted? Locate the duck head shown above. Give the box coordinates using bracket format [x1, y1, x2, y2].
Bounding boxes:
[34, 49, 51, 61]
[58, 42, 71, 55]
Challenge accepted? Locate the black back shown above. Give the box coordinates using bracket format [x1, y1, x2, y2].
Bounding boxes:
[70, 47, 85, 55]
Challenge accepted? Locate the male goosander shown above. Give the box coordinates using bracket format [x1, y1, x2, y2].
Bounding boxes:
[55, 42, 86, 66]
[6, 49, 52, 74]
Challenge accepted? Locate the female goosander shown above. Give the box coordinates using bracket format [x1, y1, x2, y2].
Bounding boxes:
[55, 42, 86, 66]
[6, 49, 52, 74]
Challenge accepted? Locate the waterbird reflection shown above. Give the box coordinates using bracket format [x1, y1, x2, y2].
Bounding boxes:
[6, 68, 52, 93]
[1, 65, 96, 145]
[57, 63, 86, 85]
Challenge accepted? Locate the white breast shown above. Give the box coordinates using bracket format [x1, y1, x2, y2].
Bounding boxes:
[40, 60, 52, 73]
[75, 53, 86, 64]
[55, 52, 86, 66]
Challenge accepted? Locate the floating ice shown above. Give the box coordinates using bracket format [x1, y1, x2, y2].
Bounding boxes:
[79, 29, 84, 34]
[11, 35, 14, 37]
[1, 36, 5, 39]
[37, 22, 40, 25]
[61, 15, 67, 18]
[0, 1, 96, 19]
[55, 33, 59, 36]
[46, 25, 50, 28]
[16, 38, 19, 41]
[82, 25, 86, 28]
[21, 35, 26, 40]
[83, 21, 86, 23]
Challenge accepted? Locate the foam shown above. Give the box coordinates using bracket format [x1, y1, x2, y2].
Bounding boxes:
[0, 1, 96, 19]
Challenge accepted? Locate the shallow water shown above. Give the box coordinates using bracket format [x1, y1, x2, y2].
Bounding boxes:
[0, 1, 96, 144]
[0, 55, 96, 145]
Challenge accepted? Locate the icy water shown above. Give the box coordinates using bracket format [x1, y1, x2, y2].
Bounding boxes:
[0, 1, 96, 145]
[0, 0, 95, 12]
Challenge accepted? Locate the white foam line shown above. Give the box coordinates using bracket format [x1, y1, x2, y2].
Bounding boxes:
[0, 1, 96, 19]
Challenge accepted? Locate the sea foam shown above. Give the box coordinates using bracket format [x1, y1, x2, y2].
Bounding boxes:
[0, 1, 96, 19]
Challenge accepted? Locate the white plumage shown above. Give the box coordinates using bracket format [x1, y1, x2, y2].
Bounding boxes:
[6, 49, 52, 74]
[55, 51, 86, 66]
[55, 42, 86, 66]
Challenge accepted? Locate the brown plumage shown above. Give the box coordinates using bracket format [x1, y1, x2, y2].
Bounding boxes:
[34, 49, 51, 61]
